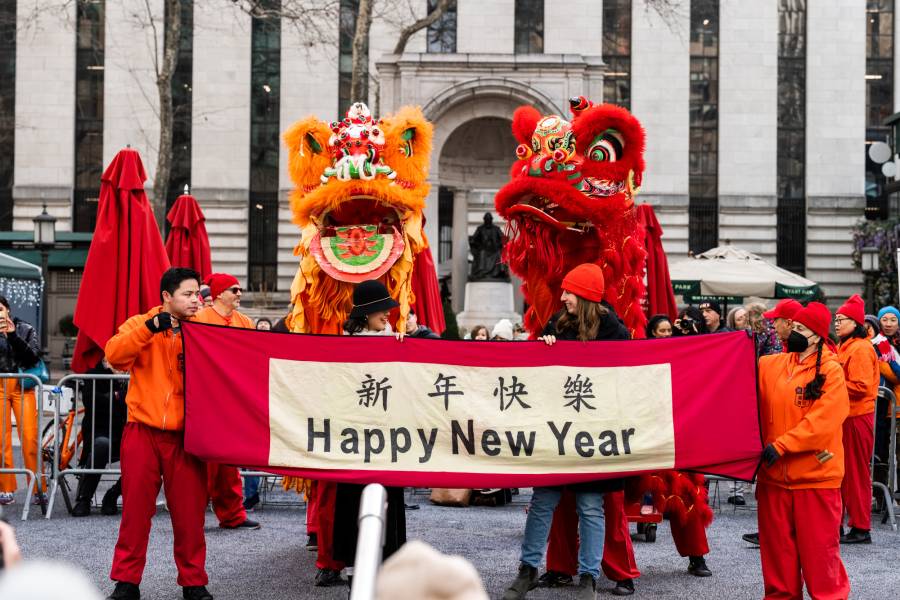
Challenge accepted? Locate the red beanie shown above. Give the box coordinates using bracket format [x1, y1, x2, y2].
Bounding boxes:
[205, 272, 240, 300]
[763, 298, 802, 321]
[792, 302, 832, 342]
[837, 294, 865, 326]
[561, 263, 605, 303]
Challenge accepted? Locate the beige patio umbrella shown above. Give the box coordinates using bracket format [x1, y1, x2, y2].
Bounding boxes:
[669, 245, 820, 302]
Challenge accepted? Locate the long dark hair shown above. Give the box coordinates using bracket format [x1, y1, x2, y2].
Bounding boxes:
[557, 297, 609, 341]
[804, 341, 826, 401]
[840, 323, 868, 342]
[675, 306, 708, 336]
[343, 315, 368, 335]
[645, 314, 672, 339]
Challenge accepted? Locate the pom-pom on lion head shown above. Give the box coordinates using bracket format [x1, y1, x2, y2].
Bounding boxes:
[283, 102, 434, 333]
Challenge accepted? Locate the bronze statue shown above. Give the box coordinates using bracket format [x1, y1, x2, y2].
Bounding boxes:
[469, 213, 509, 281]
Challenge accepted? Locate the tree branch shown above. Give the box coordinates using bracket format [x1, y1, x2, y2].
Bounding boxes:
[392, 0, 451, 55]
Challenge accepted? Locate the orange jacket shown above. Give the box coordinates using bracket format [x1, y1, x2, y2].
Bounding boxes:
[837, 336, 879, 417]
[194, 306, 254, 329]
[104, 306, 191, 432]
[758, 349, 849, 489]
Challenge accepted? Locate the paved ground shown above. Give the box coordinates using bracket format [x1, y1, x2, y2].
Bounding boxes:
[3, 478, 900, 599]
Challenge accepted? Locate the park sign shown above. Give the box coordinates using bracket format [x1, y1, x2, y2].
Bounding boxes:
[182, 323, 762, 487]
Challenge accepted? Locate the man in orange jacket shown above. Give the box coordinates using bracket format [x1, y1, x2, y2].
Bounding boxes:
[757, 301, 850, 599]
[194, 273, 259, 531]
[104, 268, 213, 600]
[834, 294, 879, 544]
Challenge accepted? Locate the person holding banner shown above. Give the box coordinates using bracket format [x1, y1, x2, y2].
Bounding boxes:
[104, 268, 213, 600]
[328, 280, 408, 586]
[834, 295, 879, 545]
[194, 273, 260, 532]
[503, 263, 631, 600]
[756, 301, 850, 600]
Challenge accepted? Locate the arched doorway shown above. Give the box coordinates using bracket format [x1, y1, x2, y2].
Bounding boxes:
[436, 117, 516, 313]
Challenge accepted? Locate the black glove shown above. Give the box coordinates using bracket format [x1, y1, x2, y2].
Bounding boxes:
[145, 312, 173, 334]
[762, 443, 781, 467]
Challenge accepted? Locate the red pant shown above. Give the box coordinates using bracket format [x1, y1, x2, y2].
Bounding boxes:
[670, 509, 710, 557]
[841, 413, 874, 531]
[206, 463, 246, 527]
[315, 480, 344, 570]
[757, 483, 849, 600]
[111, 423, 208, 586]
[546, 490, 640, 581]
[307, 481, 319, 535]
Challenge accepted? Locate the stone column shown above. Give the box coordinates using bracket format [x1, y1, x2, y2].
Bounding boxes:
[451, 188, 469, 314]
[13, 1, 77, 232]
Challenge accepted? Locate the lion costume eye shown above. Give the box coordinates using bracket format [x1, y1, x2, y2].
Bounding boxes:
[587, 129, 624, 163]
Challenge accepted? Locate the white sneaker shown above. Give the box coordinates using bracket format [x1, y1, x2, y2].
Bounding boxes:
[0, 492, 14, 505]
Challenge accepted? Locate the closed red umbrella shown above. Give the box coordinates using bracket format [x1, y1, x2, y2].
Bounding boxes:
[71, 148, 171, 373]
[165, 191, 212, 280]
[637, 203, 678, 320]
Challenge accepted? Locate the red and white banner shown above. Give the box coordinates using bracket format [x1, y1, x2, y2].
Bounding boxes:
[182, 323, 762, 487]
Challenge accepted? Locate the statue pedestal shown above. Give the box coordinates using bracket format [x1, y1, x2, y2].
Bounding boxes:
[456, 281, 521, 333]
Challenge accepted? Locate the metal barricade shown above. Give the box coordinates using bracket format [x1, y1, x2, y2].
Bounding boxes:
[874, 386, 898, 530]
[0, 373, 44, 521]
[349, 483, 388, 600]
[238, 470, 307, 509]
[46, 373, 130, 519]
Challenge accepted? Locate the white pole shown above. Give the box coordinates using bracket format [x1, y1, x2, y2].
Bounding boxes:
[896, 248, 900, 304]
[349, 483, 388, 600]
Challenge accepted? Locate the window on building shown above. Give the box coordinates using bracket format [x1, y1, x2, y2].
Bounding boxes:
[688, 0, 719, 255]
[338, 0, 365, 114]
[437, 186, 453, 264]
[74, 0, 105, 233]
[602, 0, 631, 109]
[166, 0, 193, 213]
[427, 0, 457, 53]
[776, 0, 806, 274]
[0, 2, 16, 230]
[514, 0, 544, 54]
[866, 0, 894, 219]
[248, 2, 281, 292]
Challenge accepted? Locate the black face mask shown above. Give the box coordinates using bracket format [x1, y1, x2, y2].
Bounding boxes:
[786, 330, 813, 353]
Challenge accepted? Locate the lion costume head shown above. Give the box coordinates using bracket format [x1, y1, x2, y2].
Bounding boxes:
[495, 96, 648, 337]
[283, 102, 443, 335]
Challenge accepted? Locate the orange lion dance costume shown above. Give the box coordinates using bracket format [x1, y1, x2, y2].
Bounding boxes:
[282, 102, 444, 576]
[495, 97, 712, 583]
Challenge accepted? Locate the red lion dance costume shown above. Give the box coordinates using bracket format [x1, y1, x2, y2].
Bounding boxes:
[281, 102, 444, 577]
[495, 97, 712, 583]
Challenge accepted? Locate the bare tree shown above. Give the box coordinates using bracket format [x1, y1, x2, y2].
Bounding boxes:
[145, 0, 182, 228]
[349, 0, 373, 103]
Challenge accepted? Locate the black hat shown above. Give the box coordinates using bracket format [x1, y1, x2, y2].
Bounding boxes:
[349, 280, 400, 319]
[698, 300, 722, 316]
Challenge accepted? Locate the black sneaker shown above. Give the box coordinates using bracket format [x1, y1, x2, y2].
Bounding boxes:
[314, 568, 343, 587]
[575, 574, 597, 600]
[688, 556, 712, 577]
[611, 579, 635, 596]
[537, 570, 573, 587]
[727, 495, 746, 506]
[106, 581, 140, 600]
[742, 532, 760, 546]
[306, 532, 318, 550]
[101, 481, 121, 516]
[72, 497, 92, 517]
[220, 519, 260, 530]
[242, 494, 260, 511]
[502, 563, 538, 600]
[182, 586, 213, 600]
[840, 527, 872, 544]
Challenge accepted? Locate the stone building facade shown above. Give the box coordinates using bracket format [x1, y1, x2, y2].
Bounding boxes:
[2, 0, 892, 342]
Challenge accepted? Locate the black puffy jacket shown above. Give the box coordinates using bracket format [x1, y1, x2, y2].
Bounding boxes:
[0, 318, 40, 374]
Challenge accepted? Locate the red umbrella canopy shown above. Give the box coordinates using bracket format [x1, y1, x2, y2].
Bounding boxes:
[165, 193, 212, 281]
[71, 148, 171, 373]
[636, 204, 678, 321]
